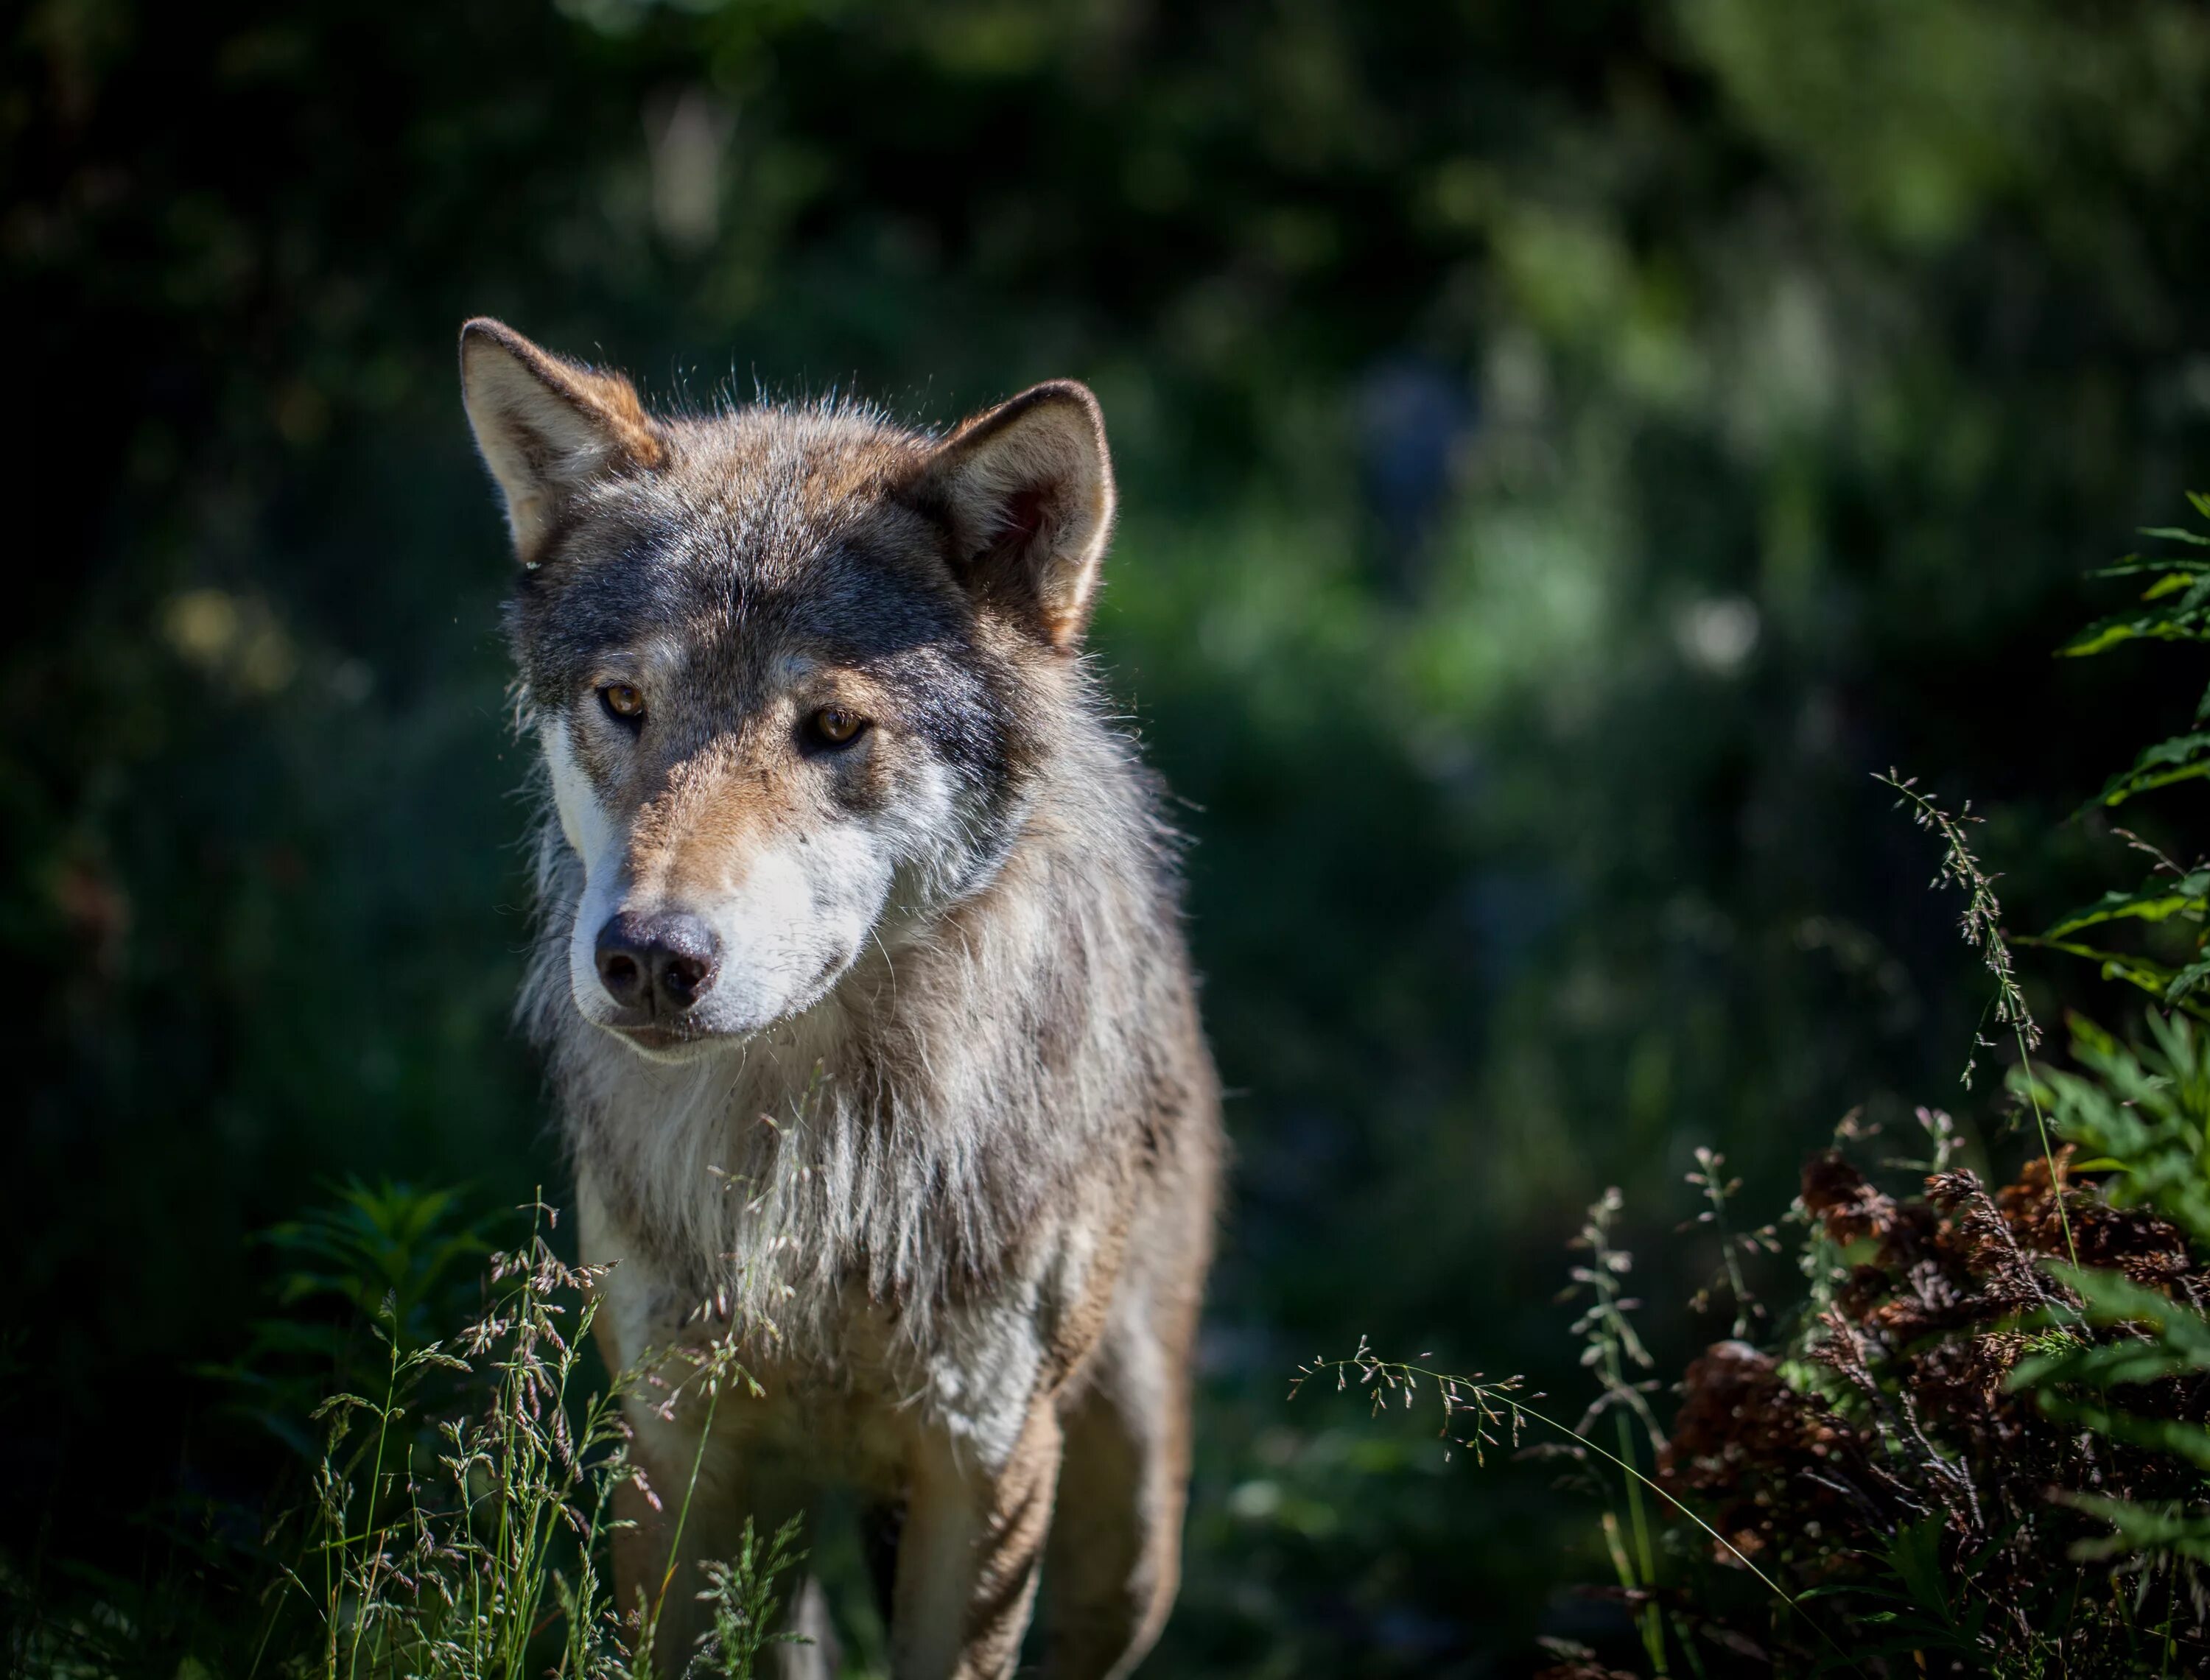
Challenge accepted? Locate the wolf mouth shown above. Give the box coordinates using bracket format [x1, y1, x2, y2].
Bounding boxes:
[614, 1022, 695, 1049]
[602, 1019, 729, 1059]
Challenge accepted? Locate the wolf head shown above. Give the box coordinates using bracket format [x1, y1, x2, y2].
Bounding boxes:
[459, 319, 1116, 1063]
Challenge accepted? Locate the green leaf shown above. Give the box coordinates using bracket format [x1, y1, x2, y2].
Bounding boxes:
[2052, 1401, 2210, 1472]
[2091, 557, 2210, 580]
[2144, 569, 2208, 597]
[2013, 1266, 2210, 1472]
[2056, 1493, 2210, 1563]
[2168, 954, 2210, 1007]
[1884, 1515, 1953, 1622]
[2038, 1264, 2210, 1363]
[2011, 1019, 2210, 1243]
[2013, 1339, 2195, 1391]
[2062, 570, 2210, 653]
[2061, 612, 2209, 656]
[2016, 939, 2210, 1022]
[2044, 870, 2210, 935]
[2087, 733, 2210, 807]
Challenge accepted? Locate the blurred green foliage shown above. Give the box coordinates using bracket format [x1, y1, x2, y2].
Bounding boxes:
[7, 0, 2210, 1671]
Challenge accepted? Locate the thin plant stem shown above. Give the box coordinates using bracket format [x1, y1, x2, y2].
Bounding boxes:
[1615, 1403, 1666, 1675]
[1596, 1293, 1665, 1675]
[646, 1378, 723, 1661]
[344, 1338, 402, 1680]
[2014, 1022, 2079, 1271]
[1293, 1350, 1868, 1677]
[1878, 770, 2081, 1274]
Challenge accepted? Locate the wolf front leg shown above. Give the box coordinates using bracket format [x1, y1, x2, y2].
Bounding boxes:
[891, 1399, 1065, 1680]
[1038, 1307, 1193, 1680]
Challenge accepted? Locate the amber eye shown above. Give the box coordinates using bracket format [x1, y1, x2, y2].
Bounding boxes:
[599, 683, 647, 724]
[809, 705, 867, 748]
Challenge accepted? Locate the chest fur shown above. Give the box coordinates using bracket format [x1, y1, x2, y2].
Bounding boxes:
[578, 1166, 1092, 1480]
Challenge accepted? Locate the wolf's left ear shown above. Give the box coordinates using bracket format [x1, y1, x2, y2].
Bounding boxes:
[458, 318, 666, 565]
[911, 381, 1116, 650]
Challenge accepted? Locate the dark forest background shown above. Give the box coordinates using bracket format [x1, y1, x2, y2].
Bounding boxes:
[7, 0, 2210, 1671]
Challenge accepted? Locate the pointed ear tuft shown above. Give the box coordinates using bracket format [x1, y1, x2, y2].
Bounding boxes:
[457, 318, 666, 564]
[911, 380, 1116, 650]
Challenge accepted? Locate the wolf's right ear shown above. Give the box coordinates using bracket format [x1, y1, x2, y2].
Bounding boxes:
[458, 319, 665, 565]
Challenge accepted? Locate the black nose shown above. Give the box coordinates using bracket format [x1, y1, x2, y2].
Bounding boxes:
[595, 910, 720, 1016]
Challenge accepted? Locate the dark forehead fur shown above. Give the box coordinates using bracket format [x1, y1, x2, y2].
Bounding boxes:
[506, 399, 991, 700]
[507, 397, 1045, 808]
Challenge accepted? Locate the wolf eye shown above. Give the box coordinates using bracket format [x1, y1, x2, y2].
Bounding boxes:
[599, 683, 647, 725]
[808, 706, 868, 748]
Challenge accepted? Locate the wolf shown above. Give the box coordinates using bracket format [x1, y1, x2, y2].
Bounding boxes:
[458, 319, 1221, 1680]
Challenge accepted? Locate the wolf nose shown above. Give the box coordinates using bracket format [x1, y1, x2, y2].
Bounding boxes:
[595, 911, 720, 1016]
